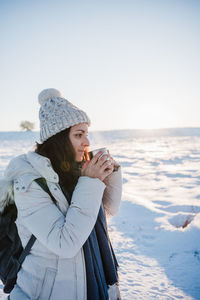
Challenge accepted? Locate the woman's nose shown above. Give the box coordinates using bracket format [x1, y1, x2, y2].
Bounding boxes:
[83, 136, 90, 147]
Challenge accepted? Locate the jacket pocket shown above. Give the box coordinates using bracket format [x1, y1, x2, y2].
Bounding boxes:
[38, 267, 57, 300]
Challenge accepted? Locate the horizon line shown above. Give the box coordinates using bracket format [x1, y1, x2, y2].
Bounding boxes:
[1, 126, 200, 133]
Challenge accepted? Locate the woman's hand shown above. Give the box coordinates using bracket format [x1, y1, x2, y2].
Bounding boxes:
[81, 151, 113, 181]
[107, 150, 120, 172]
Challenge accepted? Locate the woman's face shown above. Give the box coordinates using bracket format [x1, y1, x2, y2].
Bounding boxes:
[69, 123, 90, 162]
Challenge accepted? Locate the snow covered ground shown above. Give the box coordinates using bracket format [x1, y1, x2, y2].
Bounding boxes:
[1, 129, 200, 299]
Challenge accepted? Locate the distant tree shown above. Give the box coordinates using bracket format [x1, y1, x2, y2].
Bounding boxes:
[20, 120, 35, 131]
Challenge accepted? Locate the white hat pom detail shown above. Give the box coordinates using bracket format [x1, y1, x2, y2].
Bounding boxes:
[38, 88, 62, 106]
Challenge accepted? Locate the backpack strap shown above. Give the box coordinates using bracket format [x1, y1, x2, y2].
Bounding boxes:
[18, 178, 57, 265]
[18, 234, 36, 265]
[34, 177, 57, 204]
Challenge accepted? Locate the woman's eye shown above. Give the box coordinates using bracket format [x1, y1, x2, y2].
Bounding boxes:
[75, 134, 82, 137]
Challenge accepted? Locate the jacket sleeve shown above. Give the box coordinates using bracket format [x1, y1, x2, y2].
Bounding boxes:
[14, 176, 105, 258]
[102, 166, 122, 217]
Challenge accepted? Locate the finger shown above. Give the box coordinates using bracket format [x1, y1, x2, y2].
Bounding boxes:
[90, 150, 104, 165]
[104, 167, 113, 176]
[107, 150, 114, 160]
[107, 150, 112, 159]
[82, 161, 90, 170]
[107, 152, 111, 159]
[104, 165, 114, 173]
[97, 154, 109, 167]
[101, 159, 112, 170]
[109, 157, 114, 164]
[106, 155, 113, 166]
[107, 151, 114, 162]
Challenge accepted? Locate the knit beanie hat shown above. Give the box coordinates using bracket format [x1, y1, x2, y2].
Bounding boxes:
[38, 88, 91, 142]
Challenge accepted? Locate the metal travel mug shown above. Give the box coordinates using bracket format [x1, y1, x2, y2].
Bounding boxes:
[88, 147, 120, 171]
[88, 147, 109, 161]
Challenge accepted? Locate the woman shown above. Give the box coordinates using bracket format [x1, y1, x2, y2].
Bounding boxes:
[4, 88, 122, 300]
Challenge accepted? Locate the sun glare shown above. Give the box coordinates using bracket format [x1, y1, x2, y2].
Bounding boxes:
[132, 105, 173, 130]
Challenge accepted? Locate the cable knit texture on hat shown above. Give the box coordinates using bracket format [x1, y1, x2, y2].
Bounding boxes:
[38, 88, 91, 142]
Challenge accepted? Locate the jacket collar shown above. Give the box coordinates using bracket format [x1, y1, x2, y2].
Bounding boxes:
[4, 152, 59, 193]
[1, 152, 61, 212]
[26, 151, 59, 184]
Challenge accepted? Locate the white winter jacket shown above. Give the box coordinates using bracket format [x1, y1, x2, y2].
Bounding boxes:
[2, 151, 122, 300]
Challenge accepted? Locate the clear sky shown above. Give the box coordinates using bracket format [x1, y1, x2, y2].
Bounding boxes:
[0, 0, 199, 132]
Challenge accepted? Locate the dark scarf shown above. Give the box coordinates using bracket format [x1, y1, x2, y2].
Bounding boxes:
[60, 166, 119, 300]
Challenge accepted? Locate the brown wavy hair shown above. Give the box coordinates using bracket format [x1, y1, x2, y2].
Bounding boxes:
[35, 128, 88, 192]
